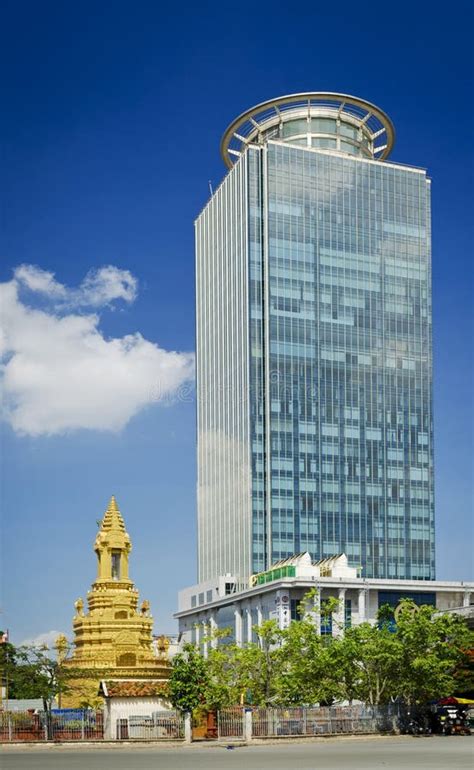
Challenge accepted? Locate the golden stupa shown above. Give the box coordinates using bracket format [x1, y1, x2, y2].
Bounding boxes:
[60, 496, 170, 707]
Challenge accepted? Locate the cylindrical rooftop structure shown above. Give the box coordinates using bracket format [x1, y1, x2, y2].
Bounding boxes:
[221, 92, 395, 168]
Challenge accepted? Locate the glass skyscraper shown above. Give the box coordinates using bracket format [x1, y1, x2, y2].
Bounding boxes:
[196, 93, 434, 585]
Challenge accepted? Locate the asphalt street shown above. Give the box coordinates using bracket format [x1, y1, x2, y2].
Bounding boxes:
[2, 736, 473, 770]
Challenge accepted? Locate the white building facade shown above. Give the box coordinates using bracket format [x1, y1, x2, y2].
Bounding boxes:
[176, 554, 473, 647]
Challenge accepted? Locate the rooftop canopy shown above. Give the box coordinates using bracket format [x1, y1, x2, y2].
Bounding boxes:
[221, 92, 395, 168]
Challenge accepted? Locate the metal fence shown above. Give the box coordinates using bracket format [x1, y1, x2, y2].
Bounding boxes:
[0, 709, 184, 743]
[0, 709, 104, 742]
[1, 705, 398, 743]
[217, 706, 245, 739]
[218, 704, 399, 740]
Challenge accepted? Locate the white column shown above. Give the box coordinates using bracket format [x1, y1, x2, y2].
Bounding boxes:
[277, 590, 291, 630]
[256, 604, 263, 627]
[334, 588, 346, 637]
[463, 591, 471, 608]
[246, 605, 253, 643]
[244, 709, 252, 742]
[195, 620, 200, 646]
[209, 610, 218, 648]
[234, 604, 243, 646]
[202, 620, 208, 658]
[358, 588, 366, 623]
[104, 703, 112, 740]
[184, 712, 192, 744]
[313, 588, 321, 634]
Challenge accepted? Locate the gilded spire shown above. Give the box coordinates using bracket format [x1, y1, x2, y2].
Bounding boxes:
[100, 496, 127, 534]
[94, 496, 132, 584]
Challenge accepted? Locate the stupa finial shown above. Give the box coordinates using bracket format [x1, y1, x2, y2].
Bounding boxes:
[99, 496, 127, 534]
[94, 496, 132, 580]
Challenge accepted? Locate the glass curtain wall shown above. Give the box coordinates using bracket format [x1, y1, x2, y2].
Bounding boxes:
[195, 154, 252, 583]
[259, 142, 434, 580]
[196, 140, 434, 583]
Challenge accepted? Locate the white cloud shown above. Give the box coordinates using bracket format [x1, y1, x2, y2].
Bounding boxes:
[13, 263, 137, 307]
[20, 630, 66, 649]
[13, 264, 68, 299]
[0, 265, 194, 436]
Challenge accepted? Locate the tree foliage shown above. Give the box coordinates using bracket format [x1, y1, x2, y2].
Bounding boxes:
[167, 642, 210, 713]
[169, 595, 474, 712]
[234, 620, 283, 706]
[393, 600, 472, 705]
[339, 622, 401, 705]
[2, 642, 85, 739]
[1, 640, 79, 717]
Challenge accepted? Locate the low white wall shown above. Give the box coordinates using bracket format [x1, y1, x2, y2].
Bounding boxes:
[105, 697, 171, 740]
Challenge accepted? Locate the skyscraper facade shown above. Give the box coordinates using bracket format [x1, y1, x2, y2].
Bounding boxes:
[195, 93, 434, 585]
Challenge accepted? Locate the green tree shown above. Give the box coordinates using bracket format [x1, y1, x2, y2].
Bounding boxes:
[203, 627, 242, 710]
[4, 644, 75, 709]
[338, 622, 402, 705]
[228, 620, 283, 707]
[168, 642, 210, 713]
[377, 603, 396, 628]
[2, 643, 79, 737]
[276, 620, 342, 705]
[274, 592, 343, 706]
[168, 596, 474, 713]
[338, 600, 474, 706]
[452, 649, 474, 698]
[394, 599, 474, 705]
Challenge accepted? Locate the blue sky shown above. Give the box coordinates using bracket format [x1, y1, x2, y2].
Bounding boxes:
[1, 0, 473, 645]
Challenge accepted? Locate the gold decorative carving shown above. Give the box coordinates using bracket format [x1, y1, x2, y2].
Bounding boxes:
[156, 635, 170, 657]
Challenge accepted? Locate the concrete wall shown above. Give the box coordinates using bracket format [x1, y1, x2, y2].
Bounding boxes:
[104, 697, 170, 740]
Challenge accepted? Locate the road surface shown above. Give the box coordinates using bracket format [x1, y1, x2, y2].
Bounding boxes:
[2, 735, 473, 769]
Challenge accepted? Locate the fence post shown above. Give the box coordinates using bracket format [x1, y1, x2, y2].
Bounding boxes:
[184, 712, 192, 744]
[303, 708, 307, 736]
[8, 715, 12, 742]
[244, 709, 252, 742]
[81, 712, 85, 741]
[393, 703, 399, 733]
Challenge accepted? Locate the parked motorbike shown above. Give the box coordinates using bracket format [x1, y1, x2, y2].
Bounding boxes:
[434, 707, 471, 736]
[399, 711, 431, 735]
